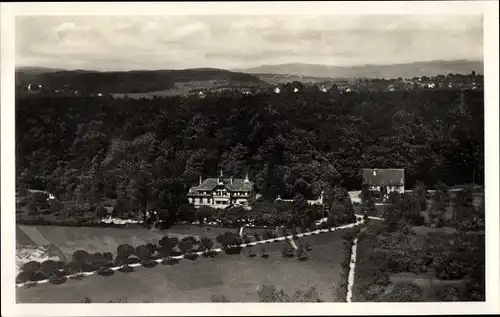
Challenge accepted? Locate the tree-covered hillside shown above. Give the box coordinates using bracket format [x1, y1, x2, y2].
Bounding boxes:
[15, 68, 266, 94]
[16, 88, 484, 216]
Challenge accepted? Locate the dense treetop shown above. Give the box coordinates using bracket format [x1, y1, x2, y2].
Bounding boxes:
[16, 88, 484, 215]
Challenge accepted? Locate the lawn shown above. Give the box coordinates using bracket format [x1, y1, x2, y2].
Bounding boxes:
[16, 230, 351, 303]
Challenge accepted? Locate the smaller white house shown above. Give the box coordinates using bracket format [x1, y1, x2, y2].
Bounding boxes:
[274, 87, 281, 94]
[362, 168, 405, 194]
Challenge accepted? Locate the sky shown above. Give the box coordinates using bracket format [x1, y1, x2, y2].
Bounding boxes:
[15, 15, 483, 71]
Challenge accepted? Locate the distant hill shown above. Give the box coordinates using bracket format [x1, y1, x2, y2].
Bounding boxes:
[15, 68, 266, 94]
[16, 66, 68, 74]
[234, 60, 484, 79]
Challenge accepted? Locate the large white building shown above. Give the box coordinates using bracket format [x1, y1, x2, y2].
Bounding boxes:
[187, 171, 257, 209]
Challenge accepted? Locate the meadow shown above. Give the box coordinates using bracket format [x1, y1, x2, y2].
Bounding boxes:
[16, 230, 351, 303]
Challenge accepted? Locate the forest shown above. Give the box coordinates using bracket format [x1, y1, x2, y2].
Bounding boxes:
[15, 87, 484, 221]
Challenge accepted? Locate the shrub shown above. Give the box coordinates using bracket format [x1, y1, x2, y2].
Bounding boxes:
[164, 258, 180, 266]
[49, 276, 68, 285]
[95, 204, 107, 218]
[436, 258, 471, 280]
[117, 244, 135, 259]
[292, 286, 323, 302]
[383, 283, 422, 302]
[296, 244, 308, 261]
[242, 234, 251, 244]
[22, 261, 41, 273]
[388, 255, 411, 273]
[260, 246, 268, 258]
[39, 260, 62, 277]
[118, 264, 135, 273]
[364, 284, 387, 301]
[103, 252, 114, 263]
[199, 237, 214, 251]
[281, 245, 294, 258]
[16, 271, 33, 284]
[178, 239, 194, 254]
[158, 236, 178, 256]
[257, 285, 291, 302]
[134, 245, 153, 261]
[184, 251, 198, 261]
[72, 250, 90, 264]
[96, 268, 115, 276]
[437, 286, 461, 301]
[253, 232, 261, 241]
[142, 260, 159, 268]
[211, 294, 230, 302]
[31, 271, 48, 282]
[308, 222, 317, 231]
[81, 297, 92, 303]
[262, 230, 274, 240]
[216, 232, 242, 248]
[304, 241, 312, 251]
[63, 261, 82, 274]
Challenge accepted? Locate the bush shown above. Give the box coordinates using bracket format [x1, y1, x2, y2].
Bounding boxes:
[103, 252, 114, 263]
[260, 246, 268, 258]
[184, 251, 198, 261]
[211, 294, 230, 302]
[253, 232, 261, 241]
[197, 236, 213, 251]
[22, 261, 41, 273]
[216, 232, 242, 248]
[388, 255, 411, 273]
[257, 284, 291, 302]
[118, 265, 135, 273]
[262, 230, 275, 240]
[72, 250, 90, 264]
[31, 271, 48, 282]
[142, 260, 159, 268]
[436, 258, 471, 280]
[437, 286, 461, 301]
[364, 284, 387, 301]
[63, 261, 83, 274]
[296, 244, 308, 261]
[134, 245, 153, 261]
[16, 271, 33, 283]
[383, 283, 422, 302]
[96, 268, 115, 276]
[164, 258, 180, 266]
[49, 276, 68, 285]
[178, 239, 194, 254]
[281, 245, 295, 258]
[39, 260, 62, 277]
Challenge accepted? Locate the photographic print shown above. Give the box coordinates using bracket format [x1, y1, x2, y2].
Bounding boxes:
[1, 1, 499, 316]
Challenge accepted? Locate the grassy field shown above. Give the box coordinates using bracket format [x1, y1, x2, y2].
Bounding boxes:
[16, 230, 351, 303]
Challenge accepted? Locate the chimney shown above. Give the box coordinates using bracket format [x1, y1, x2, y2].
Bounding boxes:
[218, 169, 223, 184]
[231, 176, 233, 184]
[244, 172, 249, 183]
[199, 175, 202, 185]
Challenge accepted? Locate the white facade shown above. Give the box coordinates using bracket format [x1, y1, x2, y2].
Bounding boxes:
[187, 174, 257, 209]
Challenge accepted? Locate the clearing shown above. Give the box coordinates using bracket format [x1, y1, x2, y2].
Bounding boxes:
[16, 230, 351, 303]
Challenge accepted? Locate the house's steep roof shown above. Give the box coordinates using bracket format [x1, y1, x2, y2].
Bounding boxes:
[188, 177, 254, 196]
[362, 168, 405, 186]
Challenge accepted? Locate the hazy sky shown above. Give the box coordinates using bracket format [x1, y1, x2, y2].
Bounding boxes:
[16, 15, 483, 71]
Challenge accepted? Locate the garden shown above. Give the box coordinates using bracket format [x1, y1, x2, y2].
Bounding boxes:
[351, 186, 485, 302]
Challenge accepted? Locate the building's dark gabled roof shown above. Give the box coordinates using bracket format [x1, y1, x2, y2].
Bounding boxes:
[362, 168, 405, 186]
[188, 177, 254, 196]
